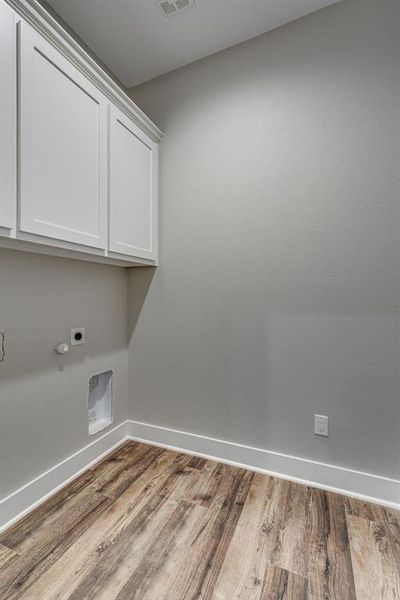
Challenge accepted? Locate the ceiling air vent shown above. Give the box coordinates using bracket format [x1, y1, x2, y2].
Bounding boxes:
[156, 0, 194, 17]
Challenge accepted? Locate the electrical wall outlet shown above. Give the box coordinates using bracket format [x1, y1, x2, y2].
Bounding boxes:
[314, 414, 329, 437]
[71, 327, 86, 346]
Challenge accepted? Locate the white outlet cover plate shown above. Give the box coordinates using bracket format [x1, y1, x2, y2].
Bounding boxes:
[71, 327, 86, 346]
[314, 414, 329, 437]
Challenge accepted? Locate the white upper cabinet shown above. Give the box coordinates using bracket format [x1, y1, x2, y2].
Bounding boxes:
[0, 1, 161, 265]
[18, 21, 108, 249]
[109, 106, 158, 261]
[0, 0, 16, 230]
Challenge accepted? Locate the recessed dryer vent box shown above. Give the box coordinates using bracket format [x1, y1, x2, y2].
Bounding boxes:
[88, 370, 113, 435]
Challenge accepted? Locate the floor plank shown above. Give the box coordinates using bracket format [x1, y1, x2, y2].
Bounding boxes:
[213, 473, 280, 600]
[383, 508, 400, 579]
[261, 566, 308, 600]
[0, 545, 20, 572]
[213, 476, 309, 599]
[0, 441, 398, 600]
[268, 480, 310, 577]
[163, 464, 255, 600]
[306, 489, 356, 600]
[347, 513, 400, 600]
[345, 496, 400, 586]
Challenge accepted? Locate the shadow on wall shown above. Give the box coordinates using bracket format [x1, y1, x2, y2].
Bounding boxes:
[127, 266, 156, 342]
[0, 248, 130, 382]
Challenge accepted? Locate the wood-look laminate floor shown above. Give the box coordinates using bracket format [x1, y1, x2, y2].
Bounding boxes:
[1, 442, 399, 599]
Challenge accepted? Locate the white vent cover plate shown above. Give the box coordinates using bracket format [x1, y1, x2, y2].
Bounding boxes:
[156, 0, 194, 17]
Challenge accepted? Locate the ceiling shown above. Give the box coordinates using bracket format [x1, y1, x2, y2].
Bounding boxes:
[45, 0, 341, 88]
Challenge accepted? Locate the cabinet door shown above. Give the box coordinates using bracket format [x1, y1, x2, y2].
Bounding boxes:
[109, 106, 158, 261]
[0, 0, 16, 230]
[18, 21, 107, 249]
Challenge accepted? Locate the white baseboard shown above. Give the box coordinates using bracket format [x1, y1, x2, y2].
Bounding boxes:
[1, 418, 399, 533]
[0, 421, 130, 532]
[126, 420, 400, 510]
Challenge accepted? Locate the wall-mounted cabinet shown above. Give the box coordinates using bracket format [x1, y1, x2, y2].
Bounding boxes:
[0, 0, 162, 266]
[0, 0, 16, 231]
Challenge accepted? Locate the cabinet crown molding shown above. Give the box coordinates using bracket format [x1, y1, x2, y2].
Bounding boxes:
[5, 0, 163, 143]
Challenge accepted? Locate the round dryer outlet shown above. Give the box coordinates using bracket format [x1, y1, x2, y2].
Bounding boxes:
[71, 327, 86, 346]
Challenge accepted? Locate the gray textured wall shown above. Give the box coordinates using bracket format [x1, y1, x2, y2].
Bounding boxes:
[0, 250, 129, 497]
[128, 0, 400, 478]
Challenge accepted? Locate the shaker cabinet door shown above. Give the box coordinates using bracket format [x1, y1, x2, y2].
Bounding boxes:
[18, 21, 107, 249]
[109, 106, 158, 261]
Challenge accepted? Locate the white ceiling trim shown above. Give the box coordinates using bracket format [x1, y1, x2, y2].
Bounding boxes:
[5, 0, 163, 140]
